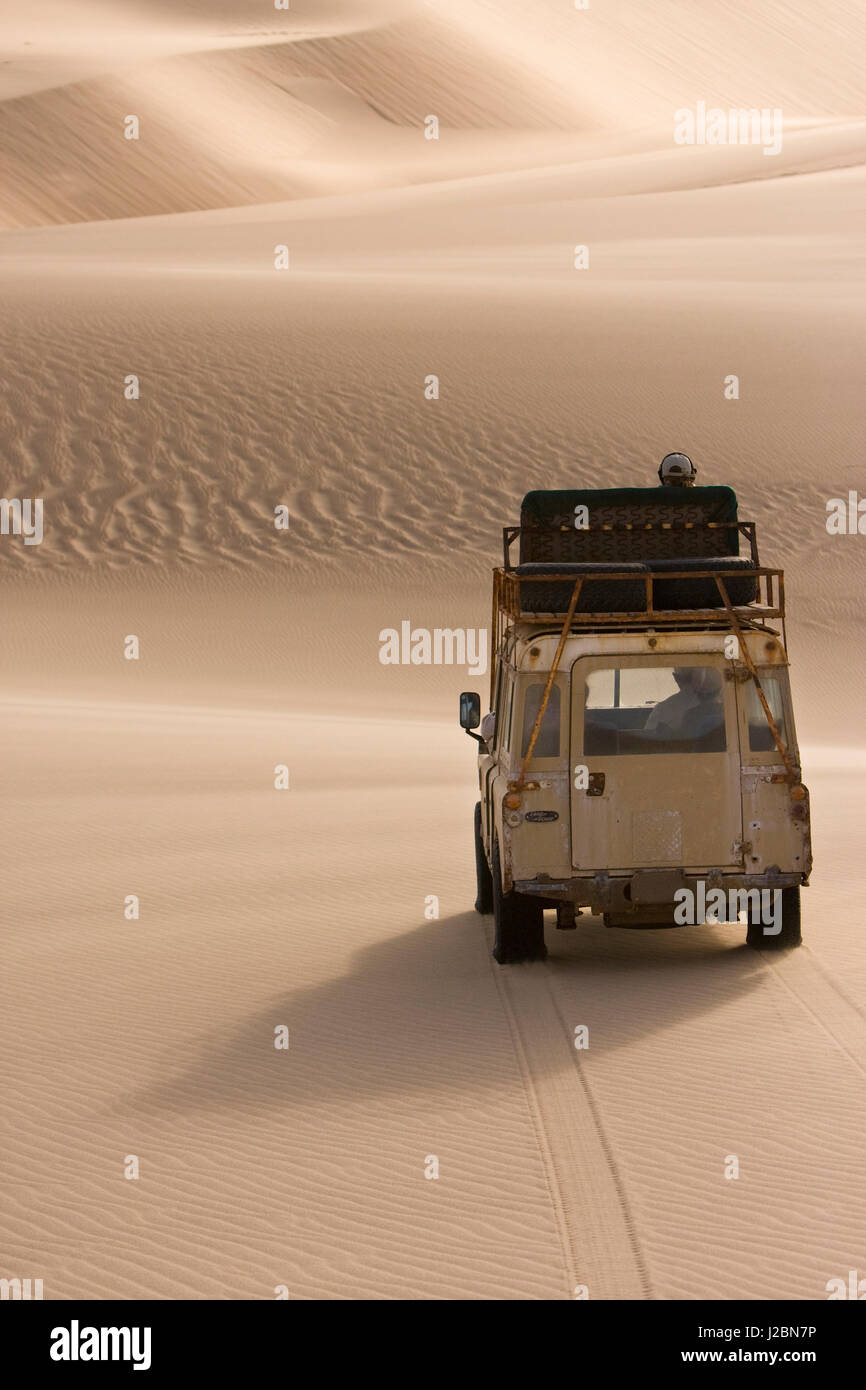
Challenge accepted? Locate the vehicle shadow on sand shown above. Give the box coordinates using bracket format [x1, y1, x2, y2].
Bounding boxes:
[119, 909, 767, 1117]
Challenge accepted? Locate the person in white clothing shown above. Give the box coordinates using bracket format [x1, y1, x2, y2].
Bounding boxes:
[645, 667, 723, 736]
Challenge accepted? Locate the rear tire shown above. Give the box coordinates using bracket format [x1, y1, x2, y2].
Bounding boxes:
[746, 885, 802, 950]
[491, 837, 546, 964]
[474, 802, 494, 915]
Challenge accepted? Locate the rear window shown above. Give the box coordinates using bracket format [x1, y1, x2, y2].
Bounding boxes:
[583, 664, 727, 755]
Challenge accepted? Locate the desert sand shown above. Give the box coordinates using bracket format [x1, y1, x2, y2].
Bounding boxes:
[1, 0, 865, 1299]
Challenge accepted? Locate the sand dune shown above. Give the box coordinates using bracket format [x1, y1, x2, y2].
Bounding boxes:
[2, 163, 863, 740]
[3, 0, 865, 225]
[1, 0, 865, 1302]
[0, 0, 414, 99]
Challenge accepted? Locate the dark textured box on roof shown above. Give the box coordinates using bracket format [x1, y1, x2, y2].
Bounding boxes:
[519, 486, 740, 564]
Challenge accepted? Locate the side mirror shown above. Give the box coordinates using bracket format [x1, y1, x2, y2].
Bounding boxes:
[459, 691, 481, 731]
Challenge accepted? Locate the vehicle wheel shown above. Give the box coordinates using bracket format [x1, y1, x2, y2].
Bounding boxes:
[746, 885, 802, 950]
[474, 802, 494, 915]
[491, 837, 546, 964]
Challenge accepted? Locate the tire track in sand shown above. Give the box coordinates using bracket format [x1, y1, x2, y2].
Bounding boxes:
[756, 943, 866, 1080]
[493, 926, 866, 1303]
[487, 928, 651, 1300]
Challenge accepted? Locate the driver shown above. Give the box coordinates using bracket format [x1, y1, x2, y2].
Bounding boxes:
[645, 666, 723, 736]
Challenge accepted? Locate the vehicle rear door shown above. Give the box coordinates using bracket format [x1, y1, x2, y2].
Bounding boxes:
[569, 655, 743, 871]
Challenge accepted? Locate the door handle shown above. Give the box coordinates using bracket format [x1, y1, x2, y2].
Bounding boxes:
[586, 772, 605, 796]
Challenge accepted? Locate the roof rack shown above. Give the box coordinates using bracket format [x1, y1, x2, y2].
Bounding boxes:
[493, 564, 785, 709]
[495, 564, 784, 627]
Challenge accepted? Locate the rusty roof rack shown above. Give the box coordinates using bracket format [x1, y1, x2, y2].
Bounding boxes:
[495, 564, 784, 620]
[490, 562, 786, 705]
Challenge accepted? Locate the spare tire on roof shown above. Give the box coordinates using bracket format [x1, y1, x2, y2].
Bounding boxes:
[649, 557, 757, 609]
[514, 562, 648, 614]
[512, 557, 757, 615]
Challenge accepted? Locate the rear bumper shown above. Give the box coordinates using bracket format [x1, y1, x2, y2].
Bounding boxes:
[514, 868, 807, 913]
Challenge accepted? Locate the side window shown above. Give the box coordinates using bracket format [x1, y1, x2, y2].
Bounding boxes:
[492, 659, 504, 721]
[521, 682, 561, 757]
[499, 673, 515, 755]
[745, 677, 788, 752]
